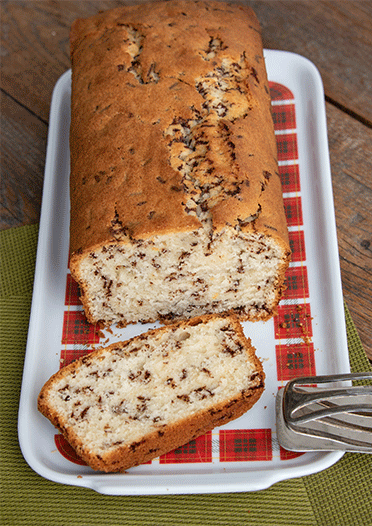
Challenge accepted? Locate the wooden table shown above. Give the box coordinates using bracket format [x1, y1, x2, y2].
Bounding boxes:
[1, 0, 371, 361]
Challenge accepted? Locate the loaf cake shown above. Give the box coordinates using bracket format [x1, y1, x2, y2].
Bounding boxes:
[69, 0, 291, 327]
[38, 315, 265, 472]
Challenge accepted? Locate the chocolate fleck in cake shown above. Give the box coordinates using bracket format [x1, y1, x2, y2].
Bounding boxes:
[69, 1, 291, 327]
[38, 315, 265, 472]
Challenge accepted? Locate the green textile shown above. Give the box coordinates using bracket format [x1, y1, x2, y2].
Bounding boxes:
[1, 224, 371, 526]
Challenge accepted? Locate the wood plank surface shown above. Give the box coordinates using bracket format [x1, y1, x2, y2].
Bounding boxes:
[253, 0, 372, 125]
[1, 90, 47, 227]
[2, 1, 371, 123]
[1, 0, 371, 360]
[326, 101, 372, 359]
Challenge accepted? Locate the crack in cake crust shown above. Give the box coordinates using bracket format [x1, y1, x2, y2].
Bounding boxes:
[165, 53, 256, 226]
[119, 24, 160, 84]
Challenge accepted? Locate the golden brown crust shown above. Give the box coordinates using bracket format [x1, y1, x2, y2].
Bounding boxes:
[69, 0, 289, 259]
[38, 314, 265, 472]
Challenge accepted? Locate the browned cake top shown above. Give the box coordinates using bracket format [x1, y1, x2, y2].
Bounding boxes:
[69, 0, 286, 256]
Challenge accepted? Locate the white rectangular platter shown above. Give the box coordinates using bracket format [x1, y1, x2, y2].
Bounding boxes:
[18, 50, 350, 495]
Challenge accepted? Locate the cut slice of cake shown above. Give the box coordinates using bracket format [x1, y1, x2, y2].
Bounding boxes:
[38, 315, 264, 472]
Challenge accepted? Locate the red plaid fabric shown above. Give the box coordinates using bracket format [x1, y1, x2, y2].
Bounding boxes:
[282, 266, 309, 300]
[272, 104, 296, 131]
[59, 347, 91, 369]
[288, 230, 306, 262]
[274, 303, 313, 340]
[219, 429, 272, 462]
[279, 446, 305, 460]
[276, 133, 298, 161]
[269, 82, 295, 101]
[159, 432, 212, 464]
[62, 311, 101, 345]
[54, 434, 87, 465]
[65, 273, 81, 306]
[283, 196, 303, 226]
[276, 343, 316, 381]
[278, 164, 301, 193]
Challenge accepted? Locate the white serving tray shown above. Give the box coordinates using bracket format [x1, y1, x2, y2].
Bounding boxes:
[18, 50, 350, 495]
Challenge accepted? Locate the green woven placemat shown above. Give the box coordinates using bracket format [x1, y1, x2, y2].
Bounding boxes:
[1, 224, 371, 526]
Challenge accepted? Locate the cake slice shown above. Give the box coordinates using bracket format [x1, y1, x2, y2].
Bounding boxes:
[38, 315, 264, 472]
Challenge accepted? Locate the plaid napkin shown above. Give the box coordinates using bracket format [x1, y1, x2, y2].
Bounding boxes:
[1, 224, 371, 526]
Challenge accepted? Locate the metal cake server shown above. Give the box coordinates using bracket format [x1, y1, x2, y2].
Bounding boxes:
[276, 373, 372, 453]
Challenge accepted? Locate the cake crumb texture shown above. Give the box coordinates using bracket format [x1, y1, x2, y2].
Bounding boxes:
[38, 315, 265, 472]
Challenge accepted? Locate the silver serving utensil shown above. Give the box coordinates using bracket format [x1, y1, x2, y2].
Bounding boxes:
[276, 373, 372, 453]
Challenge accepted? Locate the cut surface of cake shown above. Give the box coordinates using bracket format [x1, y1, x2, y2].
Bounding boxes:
[38, 315, 265, 472]
[69, 1, 291, 326]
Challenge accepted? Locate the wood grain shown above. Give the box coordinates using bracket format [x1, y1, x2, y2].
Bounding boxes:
[0, 90, 47, 228]
[2, 1, 372, 123]
[1, 0, 108, 121]
[253, 0, 372, 125]
[326, 101, 372, 359]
